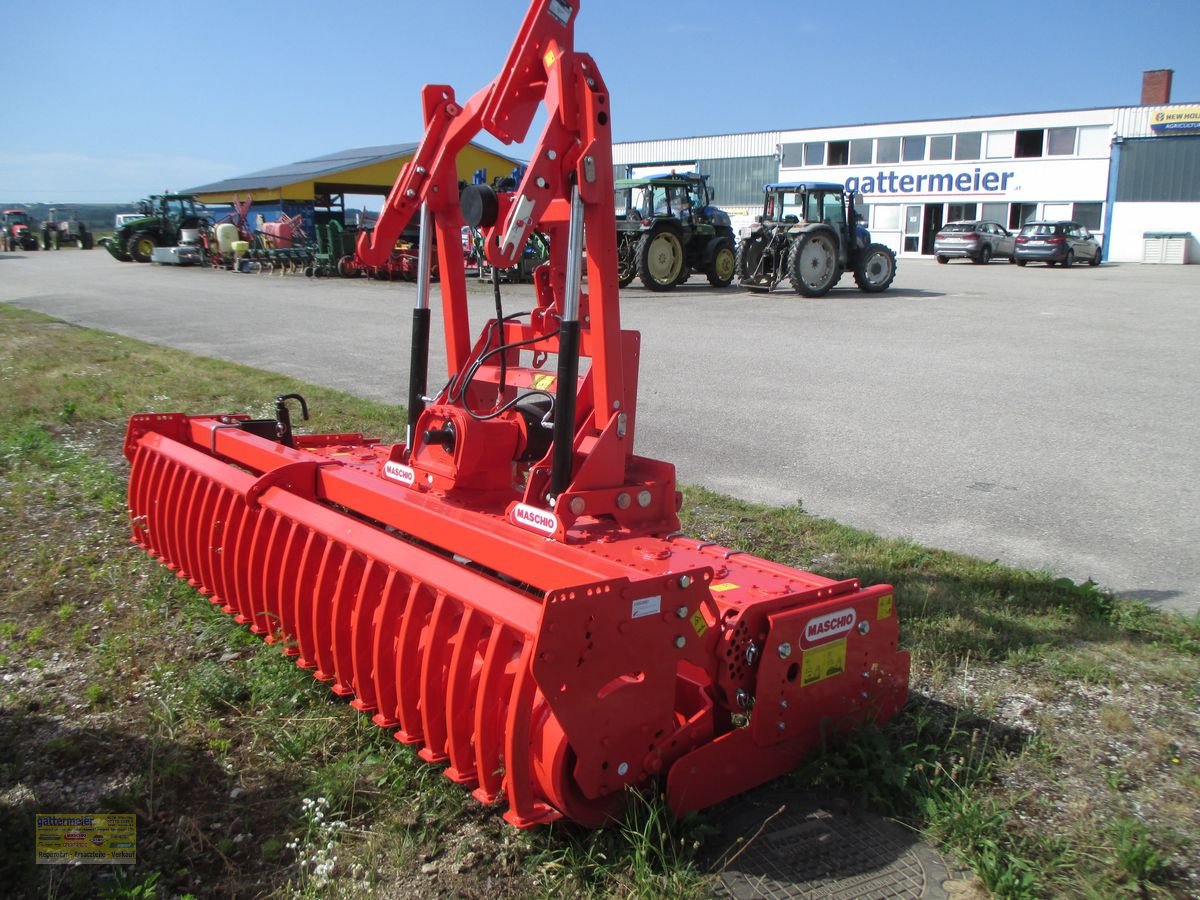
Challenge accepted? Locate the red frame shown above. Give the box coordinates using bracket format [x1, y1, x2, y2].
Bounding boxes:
[123, 0, 909, 828]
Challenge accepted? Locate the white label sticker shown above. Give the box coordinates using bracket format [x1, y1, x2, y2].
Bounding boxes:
[510, 503, 559, 536]
[631, 595, 662, 619]
[383, 461, 415, 486]
[803, 608, 857, 645]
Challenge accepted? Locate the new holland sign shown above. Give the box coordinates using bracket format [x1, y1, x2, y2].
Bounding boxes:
[1150, 105, 1200, 134]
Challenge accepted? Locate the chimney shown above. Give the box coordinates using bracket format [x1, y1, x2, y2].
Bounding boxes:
[1141, 69, 1173, 105]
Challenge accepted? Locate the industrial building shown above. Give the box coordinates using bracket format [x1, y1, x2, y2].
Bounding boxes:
[613, 72, 1199, 263]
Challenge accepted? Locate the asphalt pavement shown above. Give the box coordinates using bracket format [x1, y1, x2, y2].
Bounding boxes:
[2, 249, 1198, 614]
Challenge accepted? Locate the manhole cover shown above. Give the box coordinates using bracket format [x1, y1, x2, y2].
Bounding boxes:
[706, 788, 976, 899]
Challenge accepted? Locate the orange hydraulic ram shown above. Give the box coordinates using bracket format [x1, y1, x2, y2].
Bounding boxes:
[123, 0, 908, 828]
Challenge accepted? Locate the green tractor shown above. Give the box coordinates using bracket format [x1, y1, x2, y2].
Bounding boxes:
[614, 172, 736, 291]
[102, 193, 209, 262]
[736, 182, 896, 297]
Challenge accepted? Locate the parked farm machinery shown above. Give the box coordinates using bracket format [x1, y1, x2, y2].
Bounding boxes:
[1, 209, 40, 251]
[40, 208, 94, 250]
[615, 172, 736, 290]
[104, 193, 209, 263]
[123, 0, 908, 828]
[737, 182, 896, 296]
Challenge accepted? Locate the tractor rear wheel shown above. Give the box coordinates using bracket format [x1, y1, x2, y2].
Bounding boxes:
[128, 232, 156, 263]
[617, 234, 637, 288]
[636, 227, 683, 291]
[788, 230, 839, 297]
[853, 243, 897, 293]
[705, 237, 736, 287]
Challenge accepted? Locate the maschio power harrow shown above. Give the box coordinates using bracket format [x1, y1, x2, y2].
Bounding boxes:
[123, 0, 909, 828]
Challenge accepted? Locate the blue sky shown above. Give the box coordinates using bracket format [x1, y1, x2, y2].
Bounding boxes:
[2, 0, 1197, 204]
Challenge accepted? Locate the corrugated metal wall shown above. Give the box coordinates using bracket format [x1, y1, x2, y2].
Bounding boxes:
[611, 156, 777, 207]
[1116, 136, 1200, 202]
[698, 156, 778, 206]
[612, 132, 779, 164]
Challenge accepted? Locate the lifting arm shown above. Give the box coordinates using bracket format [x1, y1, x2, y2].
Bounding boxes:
[360, 0, 676, 539]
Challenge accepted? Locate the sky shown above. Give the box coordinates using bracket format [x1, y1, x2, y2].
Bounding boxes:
[2, 0, 1198, 205]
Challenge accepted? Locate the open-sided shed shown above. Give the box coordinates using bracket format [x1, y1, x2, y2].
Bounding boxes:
[186, 142, 524, 235]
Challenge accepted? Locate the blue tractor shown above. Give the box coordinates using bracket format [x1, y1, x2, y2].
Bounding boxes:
[736, 182, 896, 296]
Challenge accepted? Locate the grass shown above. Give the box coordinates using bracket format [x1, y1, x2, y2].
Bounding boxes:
[0, 303, 1198, 898]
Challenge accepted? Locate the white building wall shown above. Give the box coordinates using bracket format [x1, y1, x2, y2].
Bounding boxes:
[1108, 203, 1200, 262]
[613, 103, 1200, 262]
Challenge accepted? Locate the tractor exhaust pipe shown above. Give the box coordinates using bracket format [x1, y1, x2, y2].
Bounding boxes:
[405, 203, 434, 457]
[548, 185, 584, 501]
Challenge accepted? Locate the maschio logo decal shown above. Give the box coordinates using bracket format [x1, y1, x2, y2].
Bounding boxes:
[382, 461, 415, 486]
[803, 608, 856, 646]
[510, 503, 559, 536]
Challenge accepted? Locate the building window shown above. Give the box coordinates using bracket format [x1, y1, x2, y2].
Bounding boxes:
[955, 132, 982, 160]
[902, 136, 926, 161]
[981, 202, 1007, 224]
[1072, 202, 1103, 230]
[873, 204, 901, 231]
[947, 203, 978, 222]
[780, 142, 805, 166]
[929, 135, 953, 160]
[1015, 129, 1045, 157]
[804, 142, 825, 166]
[850, 138, 873, 165]
[876, 136, 900, 164]
[1047, 127, 1077, 156]
[1009, 203, 1037, 230]
[827, 141, 850, 166]
[986, 131, 1015, 158]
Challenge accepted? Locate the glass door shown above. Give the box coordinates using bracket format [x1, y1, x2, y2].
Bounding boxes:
[904, 205, 922, 253]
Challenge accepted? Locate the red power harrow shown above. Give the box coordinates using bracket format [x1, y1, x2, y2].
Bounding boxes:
[124, 0, 909, 828]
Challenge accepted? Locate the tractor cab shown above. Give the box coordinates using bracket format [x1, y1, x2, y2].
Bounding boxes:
[759, 182, 849, 230]
[620, 177, 708, 224]
[156, 194, 208, 229]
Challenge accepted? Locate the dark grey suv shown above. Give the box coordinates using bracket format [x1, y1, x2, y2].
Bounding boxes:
[1014, 221, 1102, 267]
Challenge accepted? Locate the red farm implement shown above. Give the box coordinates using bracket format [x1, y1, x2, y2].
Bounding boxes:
[123, 0, 908, 828]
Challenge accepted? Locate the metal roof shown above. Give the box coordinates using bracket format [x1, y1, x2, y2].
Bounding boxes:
[185, 142, 517, 194]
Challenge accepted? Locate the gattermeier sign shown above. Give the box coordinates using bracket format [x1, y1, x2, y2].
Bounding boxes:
[845, 167, 1015, 196]
[1150, 105, 1200, 134]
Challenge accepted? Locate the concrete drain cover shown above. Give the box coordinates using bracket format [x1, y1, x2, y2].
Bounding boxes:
[707, 789, 975, 899]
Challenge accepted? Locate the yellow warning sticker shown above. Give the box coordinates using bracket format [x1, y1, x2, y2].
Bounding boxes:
[877, 594, 894, 621]
[710, 582, 739, 593]
[36, 813, 136, 865]
[543, 48, 557, 69]
[690, 610, 708, 637]
[801, 638, 847, 687]
[532, 374, 556, 391]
